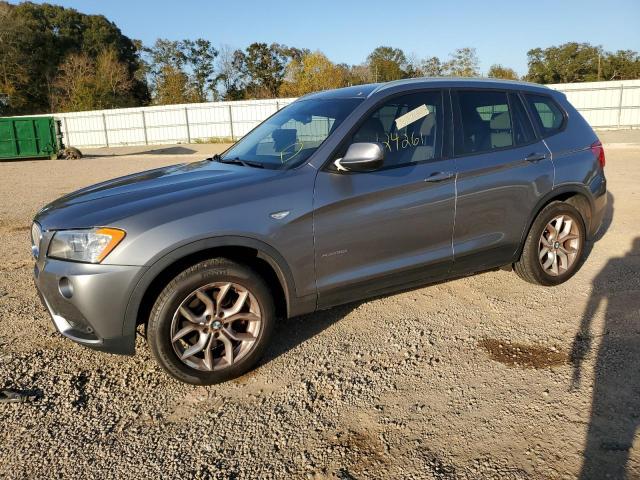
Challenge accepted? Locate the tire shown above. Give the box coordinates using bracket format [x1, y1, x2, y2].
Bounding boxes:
[514, 201, 586, 286]
[58, 147, 82, 160]
[66, 147, 82, 159]
[147, 258, 275, 385]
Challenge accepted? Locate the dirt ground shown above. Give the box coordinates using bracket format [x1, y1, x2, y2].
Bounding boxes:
[0, 133, 638, 479]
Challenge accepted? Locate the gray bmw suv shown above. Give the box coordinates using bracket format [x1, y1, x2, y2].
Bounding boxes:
[32, 78, 607, 384]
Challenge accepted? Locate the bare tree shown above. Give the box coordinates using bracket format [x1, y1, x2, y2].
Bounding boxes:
[95, 47, 133, 107]
[215, 44, 246, 100]
[405, 52, 423, 77]
[53, 48, 136, 112]
[52, 53, 96, 112]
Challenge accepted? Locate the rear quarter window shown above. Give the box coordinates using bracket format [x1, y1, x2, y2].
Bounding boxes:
[524, 94, 565, 137]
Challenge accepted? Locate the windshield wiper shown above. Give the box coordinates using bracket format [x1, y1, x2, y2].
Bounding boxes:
[215, 156, 264, 168]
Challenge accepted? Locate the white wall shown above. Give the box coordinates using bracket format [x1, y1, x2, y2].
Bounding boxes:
[8, 80, 640, 149]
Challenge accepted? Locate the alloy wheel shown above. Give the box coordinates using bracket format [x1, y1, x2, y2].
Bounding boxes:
[170, 282, 262, 371]
[538, 214, 581, 276]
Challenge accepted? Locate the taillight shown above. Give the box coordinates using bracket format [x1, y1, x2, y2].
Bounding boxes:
[591, 140, 605, 168]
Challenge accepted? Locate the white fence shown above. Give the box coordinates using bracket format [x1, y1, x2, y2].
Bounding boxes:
[30, 98, 295, 148]
[549, 79, 640, 129]
[8, 79, 640, 149]
[50, 98, 296, 149]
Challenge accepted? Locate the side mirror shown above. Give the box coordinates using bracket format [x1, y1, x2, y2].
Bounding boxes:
[333, 142, 384, 173]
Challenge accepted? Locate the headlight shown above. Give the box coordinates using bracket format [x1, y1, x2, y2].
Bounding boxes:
[48, 228, 126, 263]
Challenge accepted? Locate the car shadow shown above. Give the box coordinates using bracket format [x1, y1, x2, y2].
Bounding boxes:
[571, 235, 640, 479]
[84, 146, 199, 158]
[259, 301, 362, 367]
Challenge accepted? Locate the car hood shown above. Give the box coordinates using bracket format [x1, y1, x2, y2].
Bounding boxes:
[35, 160, 280, 230]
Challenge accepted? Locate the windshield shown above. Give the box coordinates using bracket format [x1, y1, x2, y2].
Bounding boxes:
[221, 98, 363, 169]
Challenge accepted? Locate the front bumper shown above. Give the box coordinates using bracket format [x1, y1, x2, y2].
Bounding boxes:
[33, 257, 145, 355]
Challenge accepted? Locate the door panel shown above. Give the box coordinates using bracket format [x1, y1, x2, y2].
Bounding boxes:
[312, 89, 456, 308]
[452, 144, 553, 273]
[451, 89, 554, 274]
[314, 159, 455, 308]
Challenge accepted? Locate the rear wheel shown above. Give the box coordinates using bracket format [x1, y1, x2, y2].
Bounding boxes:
[147, 258, 275, 385]
[514, 201, 586, 286]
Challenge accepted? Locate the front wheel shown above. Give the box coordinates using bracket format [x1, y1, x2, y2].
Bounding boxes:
[514, 201, 586, 286]
[147, 258, 275, 385]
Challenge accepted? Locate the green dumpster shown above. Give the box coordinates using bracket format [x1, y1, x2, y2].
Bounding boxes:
[0, 116, 62, 160]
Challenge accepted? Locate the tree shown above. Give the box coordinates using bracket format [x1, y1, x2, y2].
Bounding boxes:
[215, 45, 248, 100]
[241, 42, 290, 98]
[94, 47, 134, 107]
[154, 64, 192, 105]
[336, 63, 353, 84]
[487, 64, 519, 80]
[145, 39, 193, 104]
[52, 47, 135, 112]
[367, 46, 408, 82]
[224, 42, 305, 99]
[279, 51, 349, 96]
[348, 64, 373, 85]
[444, 47, 480, 77]
[526, 42, 602, 83]
[183, 38, 218, 102]
[279, 45, 309, 64]
[0, 2, 30, 114]
[0, 1, 148, 114]
[602, 50, 640, 80]
[404, 53, 423, 78]
[420, 57, 444, 77]
[145, 39, 187, 82]
[130, 39, 151, 105]
[52, 53, 96, 112]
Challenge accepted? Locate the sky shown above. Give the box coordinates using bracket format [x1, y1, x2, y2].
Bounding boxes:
[9, 0, 640, 76]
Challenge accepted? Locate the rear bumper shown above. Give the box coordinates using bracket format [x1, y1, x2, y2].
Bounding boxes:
[589, 179, 607, 239]
[33, 258, 145, 355]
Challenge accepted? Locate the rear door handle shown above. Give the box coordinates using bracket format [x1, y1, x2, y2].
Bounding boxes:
[424, 171, 454, 183]
[525, 153, 547, 163]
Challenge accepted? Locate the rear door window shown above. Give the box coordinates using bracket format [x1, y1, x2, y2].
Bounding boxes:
[455, 90, 514, 155]
[524, 94, 565, 136]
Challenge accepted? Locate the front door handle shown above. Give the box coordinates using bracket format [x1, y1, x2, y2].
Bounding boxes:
[424, 171, 454, 183]
[525, 153, 547, 163]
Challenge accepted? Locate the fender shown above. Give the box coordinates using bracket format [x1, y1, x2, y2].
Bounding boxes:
[513, 182, 595, 260]
[121, 235, 300, 340]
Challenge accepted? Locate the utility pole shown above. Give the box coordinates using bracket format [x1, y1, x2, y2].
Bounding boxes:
[597, 53, 601, 81]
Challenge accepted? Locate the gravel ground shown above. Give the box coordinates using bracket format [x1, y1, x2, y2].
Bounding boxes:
[0, 136, 638, 479]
